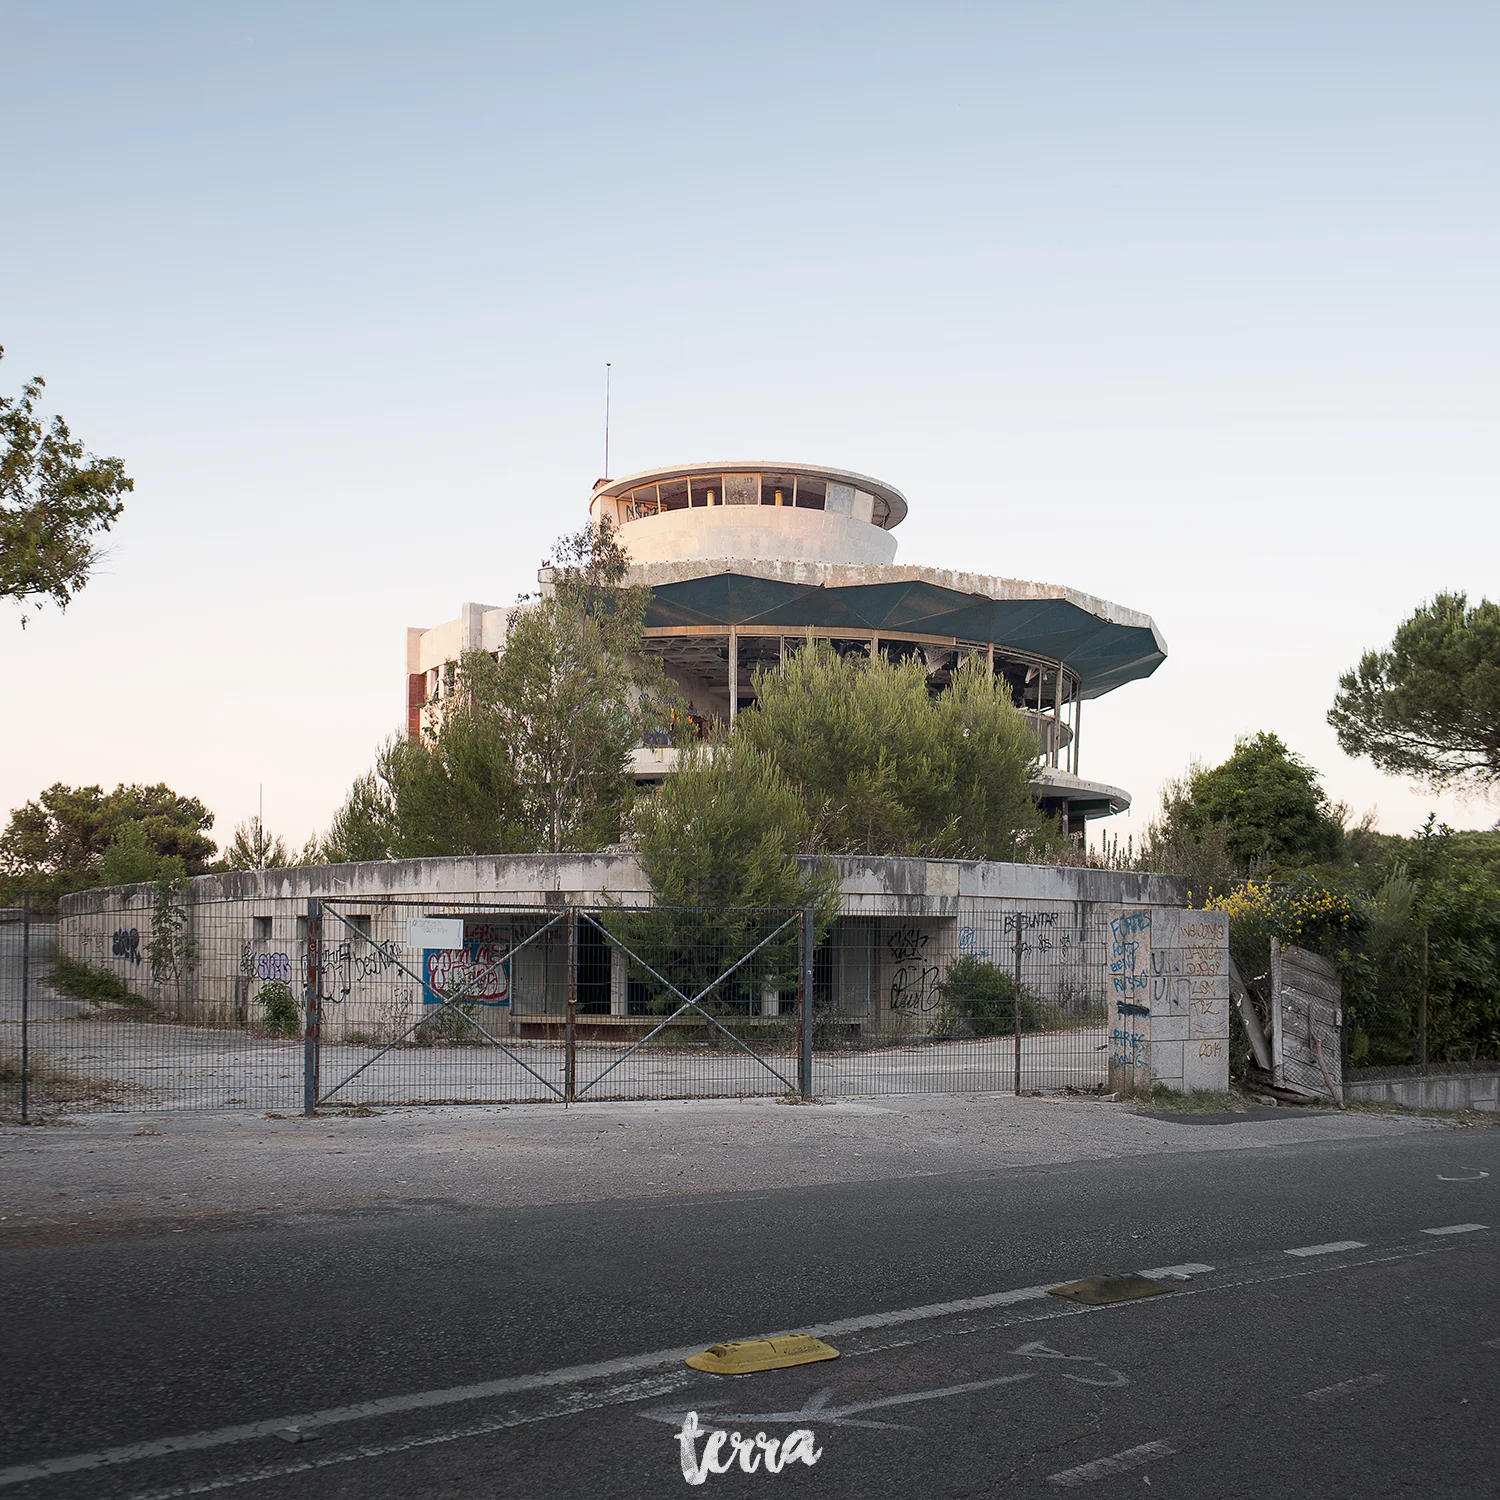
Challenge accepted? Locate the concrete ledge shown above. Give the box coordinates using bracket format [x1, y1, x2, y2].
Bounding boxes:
[1345, 1071, 1499, 1112]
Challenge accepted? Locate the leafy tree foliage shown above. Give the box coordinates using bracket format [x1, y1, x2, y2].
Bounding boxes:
[326, 518, 676, 859]
[938, 955, 1042, 1036]
[0, 782, 216, 902]
[1149, 733, 1345, 879]
[382, 662, 526, 856]
[493, 519, 673, 852]
[618, 742, 835, 1019]
[98, 824, 185, 887]
[1211, 822, 1500, 1068]
[631, 741, 835, 915]
[1329, 592, 1500, 793]
[1, 348, 132, 624]
[321, 765, 399, 863]
[225, 816, 292, 871]
[734, 643, 1050, 860]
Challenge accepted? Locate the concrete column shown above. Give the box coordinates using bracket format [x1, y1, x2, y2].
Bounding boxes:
[610, 943, 628, 1017]
[1052, 664, 1063, 769]
[728, 628, 739, 726]
[760, 981, 779, 1017]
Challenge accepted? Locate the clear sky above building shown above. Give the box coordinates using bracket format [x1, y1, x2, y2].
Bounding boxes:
[2, 1, 1496, 849]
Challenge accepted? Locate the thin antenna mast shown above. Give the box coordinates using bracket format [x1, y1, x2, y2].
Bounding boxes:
[604, 362, 611, 478]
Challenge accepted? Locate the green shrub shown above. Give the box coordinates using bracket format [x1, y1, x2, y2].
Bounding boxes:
[939, 955, 1042, 1036]
[257, 981, 301, 1038]
[48, 954, 149, 1006]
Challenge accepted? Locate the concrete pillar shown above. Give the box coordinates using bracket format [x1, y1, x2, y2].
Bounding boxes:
[1052, 664, 1063, 768]
[760, 981, 779, 1017]
[728, 628, 739, 726]
[610, 943, 628, 1017]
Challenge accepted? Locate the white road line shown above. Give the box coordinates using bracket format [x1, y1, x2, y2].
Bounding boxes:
[1046, 1441, 1176, 1487]
[117, 1377, 692, 1500]
[1138, 1263, 1214, 1279]
[0, 1279, 1061, 1489]
[1302, 1373, 1388, 1402]
[1421, 1223, 1488, 1236]
[1284, 1240, 1367, 1257]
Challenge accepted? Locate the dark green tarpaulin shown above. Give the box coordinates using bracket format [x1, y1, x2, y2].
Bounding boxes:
[645, 574, 1165, 697]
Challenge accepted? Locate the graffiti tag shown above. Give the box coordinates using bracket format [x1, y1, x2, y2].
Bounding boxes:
[887, 926, 929, 961]
[256, 951, 292, 983]
[890, 963, 942, 1013]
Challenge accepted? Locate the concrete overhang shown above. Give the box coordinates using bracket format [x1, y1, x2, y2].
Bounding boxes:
[629, 559, 1167, 699]
[1030, 770, 1132, 819]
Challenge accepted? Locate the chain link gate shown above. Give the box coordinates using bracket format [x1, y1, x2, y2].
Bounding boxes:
[21, 888, 1136, 1114]
[305, 899, 816, 1111]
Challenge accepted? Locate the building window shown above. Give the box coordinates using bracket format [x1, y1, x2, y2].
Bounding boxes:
[253, 915, 272, 942]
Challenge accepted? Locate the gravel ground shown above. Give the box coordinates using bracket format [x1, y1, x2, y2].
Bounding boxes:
[0, 1091, 1438, 1248]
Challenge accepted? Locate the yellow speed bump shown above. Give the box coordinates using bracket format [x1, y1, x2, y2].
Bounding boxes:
[685, 1334, 840, 1376]
[1047, 1274, 1176, 1306]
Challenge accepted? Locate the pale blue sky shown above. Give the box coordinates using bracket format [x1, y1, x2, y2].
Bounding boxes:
[2, 2, 1496, 849]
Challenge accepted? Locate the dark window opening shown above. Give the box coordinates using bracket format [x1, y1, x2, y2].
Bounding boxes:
[576, 917, 612, 1014]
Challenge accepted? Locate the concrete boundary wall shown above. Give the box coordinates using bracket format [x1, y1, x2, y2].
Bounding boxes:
[56, 855, 1215, 1091]
[1345, 1071, 1499, 1113]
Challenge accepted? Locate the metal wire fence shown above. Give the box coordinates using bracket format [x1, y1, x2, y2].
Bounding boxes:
[6, 889, 1129, 1117]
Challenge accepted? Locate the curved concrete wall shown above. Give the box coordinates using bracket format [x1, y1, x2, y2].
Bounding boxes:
[617, 505, 898, 567]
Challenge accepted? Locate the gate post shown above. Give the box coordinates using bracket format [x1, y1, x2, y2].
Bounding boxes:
[798, 907, 814, 1100]
[20, 893, 31, 1124]
[1012, 921, 1024, 1095]
[303, 897, 321, 1116]
[564, 907, 577, 1104]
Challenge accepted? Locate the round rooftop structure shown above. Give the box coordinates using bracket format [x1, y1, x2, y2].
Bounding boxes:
[591, 462, 908, 568]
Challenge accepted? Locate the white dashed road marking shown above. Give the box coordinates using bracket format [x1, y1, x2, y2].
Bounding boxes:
[1046, 1441, 1176, 1487]
[1421, 1224, 1488, 1236]
[1137, 1263, 1214, 1279]
[1284, 1241, 1367, 1257]
[1302, 1373, 1389, 1402]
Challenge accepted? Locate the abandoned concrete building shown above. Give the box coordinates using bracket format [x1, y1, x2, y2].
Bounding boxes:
[405, 461, 1166, 836]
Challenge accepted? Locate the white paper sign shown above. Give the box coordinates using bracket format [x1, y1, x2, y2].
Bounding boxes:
[408, 917, 465, 951]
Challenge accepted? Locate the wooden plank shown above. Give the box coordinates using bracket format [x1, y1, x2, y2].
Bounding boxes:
[1229, 957, 1272, 1071]
[1274, 943, 1343, 1104]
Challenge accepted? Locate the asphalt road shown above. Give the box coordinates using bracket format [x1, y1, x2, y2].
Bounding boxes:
[2, 1122, 1496, 1499]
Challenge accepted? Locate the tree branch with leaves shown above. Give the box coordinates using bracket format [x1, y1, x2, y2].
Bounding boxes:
[1329, 592, 1500, 794]
[1, 348, 132, 624]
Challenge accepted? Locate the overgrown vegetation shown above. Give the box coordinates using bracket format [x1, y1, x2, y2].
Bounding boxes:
[0, 781, 217, 910]
[146, 875, 197, 983]
[48, 953, 150, 1007]
[322, 518, 677, 860]
[937, 955, 1042, 1036]
[0, 1047, 142, 1120]
[256, 980, 301, 1038]
[1117, 726, 1500, 1068]
[734, 644, 1053, 862]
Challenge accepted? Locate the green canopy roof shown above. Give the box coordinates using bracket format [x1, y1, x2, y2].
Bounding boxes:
[643, 572, 1166, 698]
